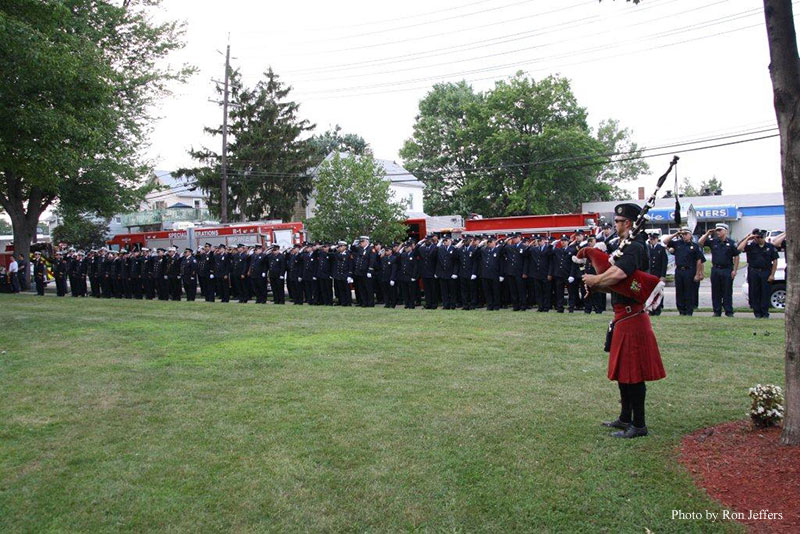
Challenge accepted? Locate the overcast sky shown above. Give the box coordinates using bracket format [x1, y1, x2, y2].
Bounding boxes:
[147, 0, 788, 198]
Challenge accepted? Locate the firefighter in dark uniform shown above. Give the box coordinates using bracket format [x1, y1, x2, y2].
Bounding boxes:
[417, 235, 439, 309]
[351, 237, 376, 307]
[214, 244, 231, 303]
[230, 244, 244, 300]
[331, 241, 353, 306]
[177, 248, 195, 300]
[266, 245, 286, 304]
[68, 250, 81, 296]
[398, 240, 419, 309]
[102, 250, 115, 298]
[738, 229, 779, 318]
[581, 236, 605, 314]
[523, 236, 539, 309]
[583, 203, 665, 439]
[287, 245, 303, 304]
[435, 236, 459, 309]
[457, 236, 479, 310]
[248, 244, 267, 304]
[166, 247, 182, 301]
[53, 251, 68, 296]
[663, 227, 703, 315]
[699, 223, 740, 317]
[33, 251, 46, 295]
[155, 248, 169, 300]
[90, 250, 103, 297]
[531, 235, 553, 311]
[500, 233, 526, 311]
[479, 236, 504, 311]
[647, 233, 668, 316]
[199, 243, 215, 302]
[380, 244, 399, 308]
[143, 248, 156, 300]
[550, 235, 575, 313]
[315, 243, 334, 306]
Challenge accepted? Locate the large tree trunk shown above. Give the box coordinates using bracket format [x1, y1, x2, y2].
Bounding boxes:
[0, 185, 48, 290]
[764, 0, 800, 446]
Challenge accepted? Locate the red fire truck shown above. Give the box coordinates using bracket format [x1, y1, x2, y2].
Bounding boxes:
[107, 222, 305, 251]
[461, 213, 600, 239]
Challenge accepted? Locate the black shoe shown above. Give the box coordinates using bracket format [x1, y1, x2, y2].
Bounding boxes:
[601, 419, 631, 430]
[725, 313, 734, 317]
[713, 313, 721, 317]
[612, 425, 648, 438]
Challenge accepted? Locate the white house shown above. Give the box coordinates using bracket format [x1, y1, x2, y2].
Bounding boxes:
[303, 152, 426, 220]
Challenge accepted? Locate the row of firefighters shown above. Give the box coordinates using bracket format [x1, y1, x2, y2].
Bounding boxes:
[32, 231, 643, 313]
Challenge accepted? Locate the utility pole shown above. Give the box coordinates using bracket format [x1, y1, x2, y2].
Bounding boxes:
[220, 40, 231, 224]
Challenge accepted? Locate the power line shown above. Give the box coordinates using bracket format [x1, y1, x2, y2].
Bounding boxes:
[146, 127, 779, 198]
[294, 7, 767, 96]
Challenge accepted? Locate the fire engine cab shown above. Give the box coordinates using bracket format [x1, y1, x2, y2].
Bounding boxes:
[108, 222, 305, 251]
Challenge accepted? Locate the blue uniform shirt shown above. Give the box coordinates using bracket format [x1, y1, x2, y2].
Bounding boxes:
[707, 236, 740, 268]
[669, 238, 703, 268]
[744, 241, 779, 270]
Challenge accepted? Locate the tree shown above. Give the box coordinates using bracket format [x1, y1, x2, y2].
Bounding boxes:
[51, 214, 109, 250]
[610, 0, 799, 445]
[680, 176, 724, 196]
[401, 74, 647, 217]
[0, 0, 189, 285]
[178, 68, 316, 222]
[309, 125, 370, 163]
[305, 153, 407, 244]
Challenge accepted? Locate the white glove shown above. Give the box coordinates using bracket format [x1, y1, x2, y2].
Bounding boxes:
[163, 275, 168, 279]
[279, 275, 284, 280]
[411, 278, 416, 282]
[262, 273, 266, 278]
[367, 273, 372, 278]
[451, 274, 458, 279]
[499, 276, 504, 282]
[297, 277, 302, 282]
[568, 276, 575, 283]
[390, 280, 395, 287]
[347, 277, 353, 284]
[471, 274, 477, 280]
[313, 277, 317, 281]
[434, 274, 438, 278]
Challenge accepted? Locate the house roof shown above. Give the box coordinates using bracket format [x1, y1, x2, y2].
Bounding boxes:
[167, 202, 193, 209]
[313, 152, 424, 188]
[151, 171, 205, 199]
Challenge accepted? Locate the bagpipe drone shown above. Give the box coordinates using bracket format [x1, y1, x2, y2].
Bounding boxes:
[572, 156, 680, 311]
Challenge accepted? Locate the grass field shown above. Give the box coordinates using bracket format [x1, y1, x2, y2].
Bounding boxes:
[0, 295, 785, 533]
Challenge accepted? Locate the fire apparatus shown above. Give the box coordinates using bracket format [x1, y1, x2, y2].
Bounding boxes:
[107, 222, 305, 251]
[405, 213, 600, 241]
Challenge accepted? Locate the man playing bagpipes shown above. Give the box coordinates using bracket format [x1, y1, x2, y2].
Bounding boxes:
[582, 203, 666, 438]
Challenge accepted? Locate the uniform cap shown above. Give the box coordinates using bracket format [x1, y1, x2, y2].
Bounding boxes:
[141, 247, 149, 252]
[120, 248, 127, 254]
[185, 248, 193, 253]
[715, 223, 729, 231]
[237, 243, 246, 248]
[560, 235, 569, 241]
[337, 240, 347, 246]
[254, 244, 263, 249]
[204, 242, 212, 247]
[679, 226, 691, 233]
[34, 251, 41, 255]
[359, 235, 370, 241]
[614, 203, 642, 221]
[756, 229, 768, 238]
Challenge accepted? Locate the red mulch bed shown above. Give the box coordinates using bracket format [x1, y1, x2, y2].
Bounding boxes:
[679, 420, 800, 533]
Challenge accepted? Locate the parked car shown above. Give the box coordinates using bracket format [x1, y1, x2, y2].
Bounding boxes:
[742, 257, 786, 310]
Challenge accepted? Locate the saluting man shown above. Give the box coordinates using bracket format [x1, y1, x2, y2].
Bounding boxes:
[583, 203, 666, 439]
[738, 229, 779, 318]
[647, 233, 668, 316]
[699, 223, 740, 317]
[663, 228, 703, 316]
[181, 248, 198, 301]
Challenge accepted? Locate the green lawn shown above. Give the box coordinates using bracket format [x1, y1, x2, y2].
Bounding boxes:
[0, 295, 785, 533]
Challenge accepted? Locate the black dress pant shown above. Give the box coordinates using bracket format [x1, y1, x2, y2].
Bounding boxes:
[508, 276, 526, 310]
[169, 277, 181, 301]
[183, 277, 197, 301]
[674, 268, 694, 315]
[710, 266, 734, 315]
[459, 277, 477, 309]
[482, 278, 501, 310]
[270, 275, 285, 303]
[216, 276, 230, 302]
[401, 280, 416, 308]
[748, 268, 771, 317]
[440, 277, 457, 309]
[251, 275, 266, 303]
[533, 278, 551, 311]
[355, 276, 374, 307]
[334, 279, 352, 306]
[422, 277, 438, 308]
[383, 280, 397, 308]
[553, 277, 566, 311]
[203, 276, 215, 302]
[55, 274, 67, 296]
[35, 276, 45, 295]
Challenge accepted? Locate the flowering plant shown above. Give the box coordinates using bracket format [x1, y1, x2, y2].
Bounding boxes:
[748, 384, 784, 428]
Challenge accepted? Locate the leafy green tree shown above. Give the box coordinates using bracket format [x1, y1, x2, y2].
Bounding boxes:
[401, 74, 645, 217]
[593, 119, 650, 200]
[306, 153, 407, 244]
[309, 125, 370, 163]
[0, 0, 189, 283]
[178, 68, 315, 222]
[680, 176, 724, 197]
[52, 214, 109, 250]
[400, 81, 484, 216]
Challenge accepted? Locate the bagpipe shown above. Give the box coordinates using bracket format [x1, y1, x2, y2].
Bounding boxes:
[573, 156, 679, 311]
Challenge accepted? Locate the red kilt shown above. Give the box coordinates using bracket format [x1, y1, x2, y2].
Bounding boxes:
[608, 304, 666, 383]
